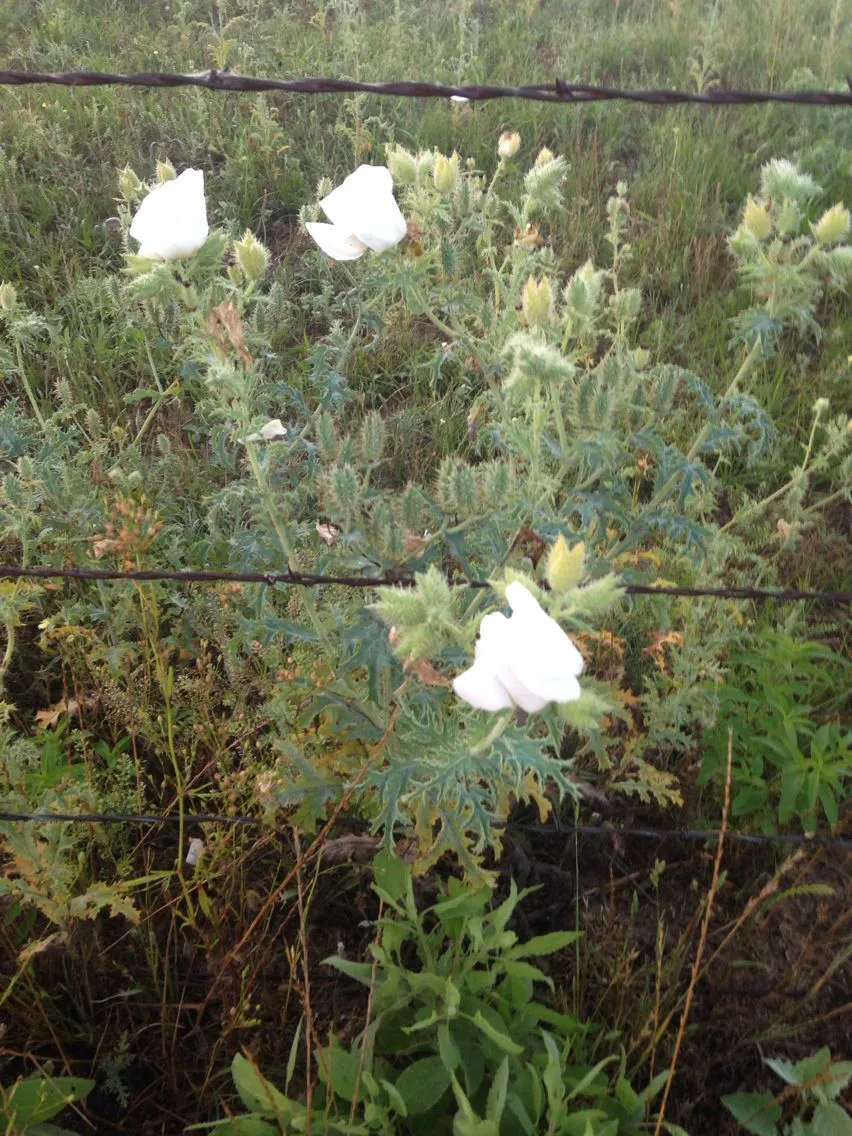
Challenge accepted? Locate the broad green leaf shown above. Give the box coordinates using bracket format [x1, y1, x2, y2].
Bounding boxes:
[372, 850, 410, 903]
[721, 1091, 782, 1135]
[811, 1100, 852, 1136]
[321, 957, 374, 986]
[437, 1024, 462, 1072]
[466, 1011, 524, 1054]
[0, 1076, 94, 1126]
[315, 1043, 362, 1103]
[394, 1057, 451, 1115]
[485, 1058, 509, 1124]
[508, 931, 581, 959]
[230, 1054, 295, 1118]
[501, 959, 554, 990]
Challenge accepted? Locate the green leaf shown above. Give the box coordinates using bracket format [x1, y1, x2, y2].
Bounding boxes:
[466, 1011, 524, 1054]
[230, 1054, 296, 1118]
[438, 1024, 462, 1072]
[321, 956, 374, 986]
[0, 1076, 94, 1127]
[394, 1057, 451, 1115]
[204, 1119, 279, 1136]
[372, 850, 411, 904]
[721, 1091, 782, 1135]
[811, 1101, 852, 1136]
[501, 960, 554, 989]
[508, 931, 581, 959]
[316, 1043, 362, 1103]
[485, 1058, 509, 1124]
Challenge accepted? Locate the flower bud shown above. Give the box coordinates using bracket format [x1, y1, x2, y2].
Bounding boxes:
[155, 160, 176, 183]
[433, 152, 460, 194]
[742, 195, 772, 241]
[633, 347, 650, 370]
[0, 282, 17, 311]
[521, 276, 554, 328]
[813, 202, 850, 245]
[812, 396, 830, 416]
[534, 147, 555, 168]
[386, 145, 418, 186]
[498, 131, 521, 159]
[118, 165, 143, 202]
[233, 229, 269, 282]
[546, 535, 585, 593]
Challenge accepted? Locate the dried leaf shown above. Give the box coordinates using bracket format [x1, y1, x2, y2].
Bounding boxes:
[205, 300, 253, 368]
[35, 698, 80, 729]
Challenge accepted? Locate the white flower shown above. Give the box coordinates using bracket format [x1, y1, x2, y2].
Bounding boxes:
[304, 165, 407, 261]
[453, 582, 584, 713]
[240, 418, 287, 444]
[185, 838, 206, 867]
[451, 95, 470, 103]
[129, 168, 209, 260]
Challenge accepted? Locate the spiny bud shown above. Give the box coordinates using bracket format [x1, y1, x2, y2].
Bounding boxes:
[813, 202, 850, 245]
[433, 152, 460, 194]
[359, 411, 386, 463]
[498, 131, 521, 159]
[386, 145, 418, 186]
[118, 165, 143, 202]
[85, 408, 102, 440]
[776, 200, 802, 237]
[534, 147, 555, 168]
[233, 229, 269, 283]
[545, 535, 585, 593]
[521, 276, 554, 328]
[476, 461, 512, 510]
[633, 347, 650, 370]
[812, 396, 830, 416]
[315, 411, 339, 463]
[399, 483, 426, 531]
[316, 176, 333, 200]
[609, 287, 642, 325]
[326, 465, 361, 516]
[155, 160, 176, 183]
[0, 282, 17, 311]
[742, 195, 772, 241]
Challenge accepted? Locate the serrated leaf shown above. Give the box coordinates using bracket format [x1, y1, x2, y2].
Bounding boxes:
[508, 931, 581, 959]
[721, 1091, 782, 1135]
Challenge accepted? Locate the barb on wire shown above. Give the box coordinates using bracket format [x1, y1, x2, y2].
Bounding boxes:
[0, 810, 849, 851]
[0, 69, 850, 107]
[0, 563, 849, 604]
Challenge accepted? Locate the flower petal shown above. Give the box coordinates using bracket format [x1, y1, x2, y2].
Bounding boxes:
[129, 168, 209, 260]
[304, 222, 368, 261]
[503, 582, 584, 704]
[320, 165, 406, 253]
[453, 660, 513, 711]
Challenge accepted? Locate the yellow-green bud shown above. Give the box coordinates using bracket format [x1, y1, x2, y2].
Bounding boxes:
[633, 347, 650, 371]
[498, 131, 521, 159]
[546, 535, 585, 593]
[433, 152, 460, 194]
[813, 202, 850, 245]
[534, 147, 555, 169]
[386, 146, 418, 186]
[0, 282, 17, 311]
[521, 276, 554, 328]
[233, 229, 269, 283]
[742, 195, 772, 241]
[155, 160, 176, 183]
[118, 165, 143, 202]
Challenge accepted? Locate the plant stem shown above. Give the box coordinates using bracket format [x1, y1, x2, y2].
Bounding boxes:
[245, 445, 335, 659]
[15, 342, 46, 430]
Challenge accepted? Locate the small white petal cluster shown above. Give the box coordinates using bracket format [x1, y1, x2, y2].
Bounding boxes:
[305, 165, 407, 261]
[129, 168, 209, 260]
[240, 418, 287, 444]
[453, 582, 584, 713]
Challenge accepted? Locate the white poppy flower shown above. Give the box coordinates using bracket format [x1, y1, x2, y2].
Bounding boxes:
[453, 582, 584, 713]
[240, 418, 287, 444]
[185, 838, 206, 867]
[305, 165, 407, 261]
[129, 168, 209, 260]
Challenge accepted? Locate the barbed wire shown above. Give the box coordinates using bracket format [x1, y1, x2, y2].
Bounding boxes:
[0, 564, 849, 604]
[0, 809, 848, 850]
[0, 70, 850, 107]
